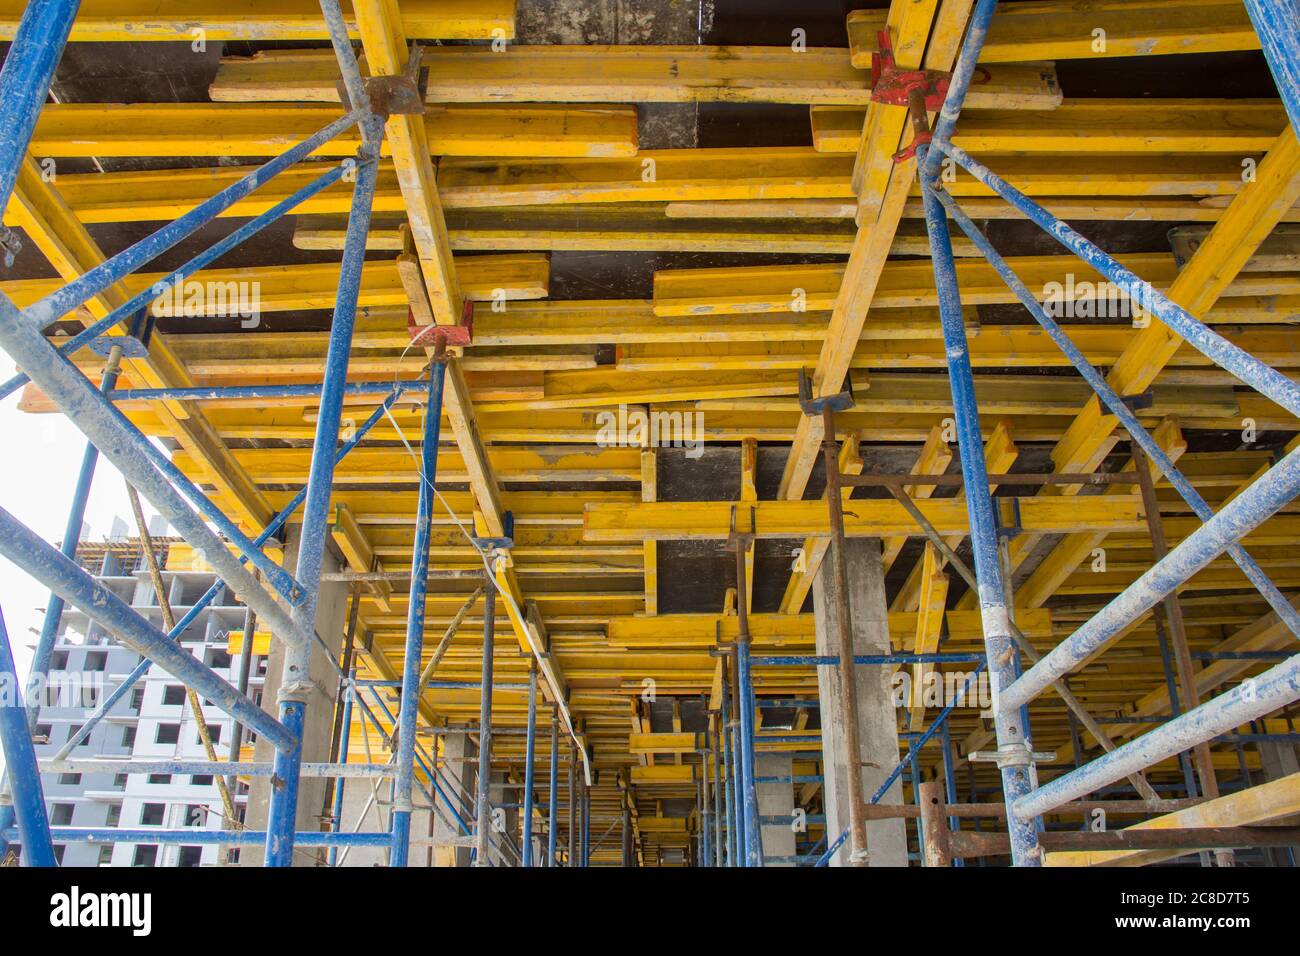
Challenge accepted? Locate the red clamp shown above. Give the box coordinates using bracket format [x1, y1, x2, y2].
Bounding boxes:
[870, 30, 952, 109]
[407, 298, 474, 348]
[871, 29, 948, 163]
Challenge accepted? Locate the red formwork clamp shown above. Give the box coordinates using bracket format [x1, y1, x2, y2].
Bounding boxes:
[407, 298, 474, 348]
[870, 29, 987, 163]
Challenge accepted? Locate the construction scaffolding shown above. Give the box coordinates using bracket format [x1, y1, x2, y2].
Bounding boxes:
[0, 0, 1298, 869]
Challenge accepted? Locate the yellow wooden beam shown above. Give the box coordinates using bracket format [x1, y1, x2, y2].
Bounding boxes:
[0, 0, 516, 40]
[583, 497, 1147, 542]
[847, 2, 1259, 66]
[1046, 772, 1300, 867]
[24, 152, 1285, 227]
[907, 543, 950, 729]
[210, 45, 1059, 108]
[641, 448, 658, 616]
[29, 103, 637, 159]
[1, 255, 549, 317]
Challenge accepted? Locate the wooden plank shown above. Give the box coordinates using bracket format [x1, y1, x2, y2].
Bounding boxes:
[811, 100, 1287, 154]
[1045, 773, 1300, 866]
[848, 1, 1259, 65]
[0, 0, 516, 40]
[210, 46, 1059, 109]
[29, 103, 638, 159]
[583, 496, 1148, 542]
[1, 255, 550, 316]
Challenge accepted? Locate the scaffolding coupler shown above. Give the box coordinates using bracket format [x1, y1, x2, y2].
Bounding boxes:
[408, 299, 475, 349]
[796, 367, 855, 416]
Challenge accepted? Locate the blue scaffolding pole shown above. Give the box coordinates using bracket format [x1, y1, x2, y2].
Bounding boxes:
[390, 349, 449, 867]
[522, 661, 539, 866]
[902, 0, 1300, 862]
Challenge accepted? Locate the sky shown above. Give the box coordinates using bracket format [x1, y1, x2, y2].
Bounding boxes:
[0, 352, 162, 688]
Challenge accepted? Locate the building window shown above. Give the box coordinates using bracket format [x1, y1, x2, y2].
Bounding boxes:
[155, 723, 180, 744]
[50, 651, 68, 670]
[121, 726, 136, 749]
[205, 648, 232, 669]
[52, 845, 66, 865]
[162, 685, 186, 706]
[84, 651, 107, 672]
[148, 774, 171, 785]
[76, 725, 91, 747]
[58, 773, 81, 786]
[132, 845, 158, 867]
[177, 845, 203, 867]
[191, 774, 213, 786]
[184, 804, 207, 827]
[50, 804, 74, 825]
[198, 725, 222, 746]
[106, 804, 122, 827]
[139, 803, 165, 826]
[130, 687, 145, 712]
[97, 845, 114, 866]
[34, 723, 51, 742]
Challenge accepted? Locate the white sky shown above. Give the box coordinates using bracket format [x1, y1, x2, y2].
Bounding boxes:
[0, 352, 162, 686]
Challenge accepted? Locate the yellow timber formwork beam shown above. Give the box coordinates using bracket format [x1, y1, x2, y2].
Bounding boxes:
[845, 2, 1261, 65]
[605, 609, 1055, 649]
[1045, 772, 1300, 867]
[583, 497, 1148, 542]
[0, 1, 517, 40]
[1, 255, 550, 316]
[6, 156, 272, 530]
[22, 152, 1293, 226]
[641, 448, 658, 616]
[906, 544, 950, 730]
[649, 253, 1300, 316]
[209, 45, 1062, 109]
[810, 100, 1286, 154]
[28, 103, 638, 159]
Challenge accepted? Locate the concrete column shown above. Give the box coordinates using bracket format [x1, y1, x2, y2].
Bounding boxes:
[434, 727, 475, 867]
[241, 526, 348, 866]
[756, 753, 796, 866]
[812, 537, 908, 866]
[1258, 740, 1300, 862]
[336, 776, 388, 867]
[490, 771, 519, 866]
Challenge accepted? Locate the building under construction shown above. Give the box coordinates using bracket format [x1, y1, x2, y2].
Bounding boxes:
[1, 0, 1299, 874]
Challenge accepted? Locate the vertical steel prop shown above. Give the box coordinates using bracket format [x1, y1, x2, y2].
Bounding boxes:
[391, 344, 449, 866]
[548, 706, 559, 866]
[522, 660, 539, 866]
[263, 145, 382, 866]
[473, 573, 497, 865]
[0, 608, 56, 867]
